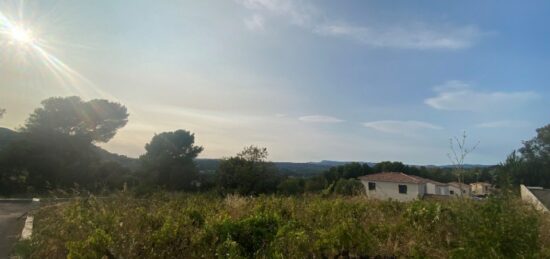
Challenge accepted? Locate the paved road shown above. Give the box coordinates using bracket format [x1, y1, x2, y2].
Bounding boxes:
[0, 201, 34, 258]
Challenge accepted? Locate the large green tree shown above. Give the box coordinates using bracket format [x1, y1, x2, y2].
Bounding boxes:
[140, 130, 203, 190]
[497, 124, 550, 188]
[24, 96, 128, 143]
[0, 97, 130, 195]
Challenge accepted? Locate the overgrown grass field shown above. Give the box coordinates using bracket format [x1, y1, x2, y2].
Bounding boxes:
[19, 194, 550, 258]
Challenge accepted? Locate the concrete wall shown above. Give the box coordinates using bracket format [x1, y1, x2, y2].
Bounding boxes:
[361, 180, 424, 202]
[426, 183, 449, 195]
[520, 184, 548, 212]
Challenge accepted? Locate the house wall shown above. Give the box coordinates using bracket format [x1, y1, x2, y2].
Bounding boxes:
[471, 183, 491, 196]
[437, 185, 449, 195]
[426, 183, 436, 194]
[360, 180, 423, 202]
[426, 183, 449, 195]
[449, 185, 470, 196]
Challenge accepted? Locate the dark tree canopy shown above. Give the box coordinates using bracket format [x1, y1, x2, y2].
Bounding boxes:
[218, 146, 281, 195]
[24, 96, 128, 143]
[140, 130, 203, 190]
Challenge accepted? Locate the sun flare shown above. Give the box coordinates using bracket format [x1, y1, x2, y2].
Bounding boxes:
[8, 24, 34, 44]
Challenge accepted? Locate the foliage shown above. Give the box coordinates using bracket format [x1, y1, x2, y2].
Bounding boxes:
[497, 124, 550, 188]
[139, 130, 203, 191]
[332, 178, 365, 196]
[0, 97, 132, 196]
[218, 146, 282, 195]
[23, 194, 550, 258]
[23, 96, 128, 143]
[277, 178, 304, 195]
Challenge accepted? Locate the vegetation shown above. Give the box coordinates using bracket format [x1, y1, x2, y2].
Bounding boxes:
[3, 96, 550, 257]
[20, 194, 550, 258]
[496, 124, 550, 188]
[139, 130, 203, 191]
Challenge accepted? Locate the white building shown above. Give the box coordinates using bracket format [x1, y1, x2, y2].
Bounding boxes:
[470, 182, 492, 196]
[358, 172, 429, 202]
[425, 179, 449, 196]
[448, 182, 471, 197]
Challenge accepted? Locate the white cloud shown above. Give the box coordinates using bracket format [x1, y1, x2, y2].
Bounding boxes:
[475, 120, 529, 129]
[244, 14, 265, 31]
[299, 115, 343, 123]
[313, 23, 483, 50]
[362, 120, 443, 134]
[425, 81, 540, 111]
[236, 0, 484, 50]
[236, 0, 315, 27]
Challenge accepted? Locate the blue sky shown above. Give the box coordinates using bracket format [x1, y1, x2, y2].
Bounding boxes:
[1, 0, 549, 164]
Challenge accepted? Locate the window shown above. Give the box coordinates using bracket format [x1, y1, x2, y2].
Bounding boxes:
[368, 182, 376, 190]
[450, 190, 455, 195]
[398, 184, 407, 194]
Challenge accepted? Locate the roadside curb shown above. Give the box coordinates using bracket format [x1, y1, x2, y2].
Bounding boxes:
[20, 216, 33, 240]
[20, 198, 39, 241]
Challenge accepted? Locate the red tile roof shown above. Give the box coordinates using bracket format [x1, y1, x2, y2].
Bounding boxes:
[358, 172, 438, 184]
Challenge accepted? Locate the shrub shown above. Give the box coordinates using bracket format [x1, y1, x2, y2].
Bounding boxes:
[22, 193, 550, 258]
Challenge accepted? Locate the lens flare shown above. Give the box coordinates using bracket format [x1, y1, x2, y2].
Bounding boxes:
[0, 5, 116, 101]
[8, 24, 33, 44]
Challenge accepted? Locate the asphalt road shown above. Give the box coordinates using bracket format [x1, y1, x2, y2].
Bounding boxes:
[0, 201, 34, 258]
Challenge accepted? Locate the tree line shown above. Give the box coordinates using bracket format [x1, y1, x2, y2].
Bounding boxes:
[0, 96, 548, 196]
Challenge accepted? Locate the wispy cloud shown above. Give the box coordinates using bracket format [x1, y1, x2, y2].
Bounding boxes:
[425, 81, 540, 111]
[244, 14, 265, 31]
[362, 120, 443, 134]
[236, 0, 315, 27]
[236, 0, 484, 50]
[299, 115, 343, 123]
[313, 23, 483, 50]
[475, 120, 530, 129]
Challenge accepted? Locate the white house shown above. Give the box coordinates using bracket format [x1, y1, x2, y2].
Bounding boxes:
[448, 182, 471, 197]
[358, 172, 428, 202]
[470, 182, 492, 196]
[424, 179, 449, 196]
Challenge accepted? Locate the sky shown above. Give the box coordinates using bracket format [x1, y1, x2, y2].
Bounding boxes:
[0, 0, 549, 165]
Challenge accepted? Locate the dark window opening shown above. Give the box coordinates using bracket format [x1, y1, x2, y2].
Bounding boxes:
[398, 184, 407, 194]
[450, 190, 455, 195]
[368, 182, 376, 190]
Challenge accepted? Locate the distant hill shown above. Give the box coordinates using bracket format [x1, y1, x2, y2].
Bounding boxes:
[94, 146, 140, 170]
[195, 158, 494, 176]
[0, 127, 20, 151]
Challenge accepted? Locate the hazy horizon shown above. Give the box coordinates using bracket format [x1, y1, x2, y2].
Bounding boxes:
[2, 0, 549, 164]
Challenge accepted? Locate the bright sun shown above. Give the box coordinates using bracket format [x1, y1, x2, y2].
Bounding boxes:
[9, 25, 34, 44]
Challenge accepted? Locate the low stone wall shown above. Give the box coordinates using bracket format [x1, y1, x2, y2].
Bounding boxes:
[520, 184, 549, 212]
